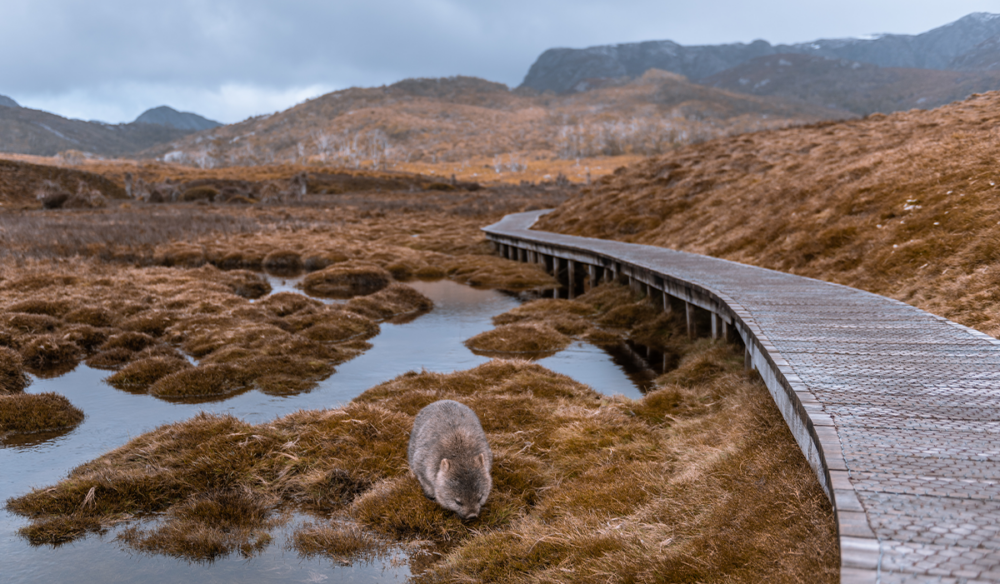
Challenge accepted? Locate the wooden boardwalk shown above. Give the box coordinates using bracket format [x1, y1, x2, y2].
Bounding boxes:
[484, 211, 1000, 584]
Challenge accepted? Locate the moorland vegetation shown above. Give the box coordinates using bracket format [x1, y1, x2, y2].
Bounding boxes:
[538, 90, 1000, 337]
[8, 281, 837, 583]
[0, 71, 848, 188]
[1, 171, 837, 581]
[12, 78, 995, 583]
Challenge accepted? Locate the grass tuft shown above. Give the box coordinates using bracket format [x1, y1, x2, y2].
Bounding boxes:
[301, 263, 391, 298]
[20, 335, 82, 375]
[105, 357, 192, 393]
[148, 364, 250, 399]
[0, 347, 30, 394]
[117, 488, 277, 562]
[0, 392, 84, 434]
[465, 323, 571, 357]
[292, 521, 392, 563]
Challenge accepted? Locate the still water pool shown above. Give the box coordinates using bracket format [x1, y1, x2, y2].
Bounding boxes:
[0, 279, 656, 583]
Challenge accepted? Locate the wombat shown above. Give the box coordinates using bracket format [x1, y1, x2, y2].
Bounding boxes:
[408, 399, 493, 519]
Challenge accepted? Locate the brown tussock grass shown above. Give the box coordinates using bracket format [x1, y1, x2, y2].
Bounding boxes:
[0, 182, 564, 423]
[1, 183, 564, 304]
[465, 323, 571, 357]
[105, 357, 193, 393]
[0, 174, 834, 576]
[117, 488, 279, 562]
[6, 341, 835, 581]
[20, 335, 82, 377]
[445, 254, 557, 290]
[291, 521, 393, 564]
[537, 91, 1000, 337]
[0, 346, 30, 394]
[479, 281, 691, 366]
[344, 282, 435, 321]
[0, 259, 426, 403]
[301, 263, 392, 298]
[148, 363, 251, 399]
[0, 392, 84, 436]
[17, 515, 106, 546]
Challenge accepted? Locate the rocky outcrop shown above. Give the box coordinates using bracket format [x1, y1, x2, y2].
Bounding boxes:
[703, 53, 1000, 115]
[0, 95, 19, 108]
[522, 12, 1000, 93]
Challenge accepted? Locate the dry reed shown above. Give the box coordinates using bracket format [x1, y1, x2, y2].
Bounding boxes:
[538, 91, 1000, 337]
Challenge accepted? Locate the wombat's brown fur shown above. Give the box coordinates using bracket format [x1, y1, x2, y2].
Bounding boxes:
[408, 399, 493, 519]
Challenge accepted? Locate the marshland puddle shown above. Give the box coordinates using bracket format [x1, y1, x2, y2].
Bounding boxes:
[1, 278, 658, 583]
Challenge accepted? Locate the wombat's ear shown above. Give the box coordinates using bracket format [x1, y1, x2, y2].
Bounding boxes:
[475, 453, 485, 467]
[439, 458, 450, 473]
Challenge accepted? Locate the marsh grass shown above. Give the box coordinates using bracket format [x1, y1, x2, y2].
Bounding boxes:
[105, 357, 192, 393]
[20, 335, 82, 377]
[0, 259, 434, 402]
[301, 263, 391, 298]
[292, 520, 394, 564]
[0, 347, 30, 394]
[465, 323, 571, 357]
[474, 282, 691, 370]
[117, 488, 279, 562]
[0, 177, 838, 579]
[537, 91, 1000, 338]
[6, 347, 835, 581]
[5, 265, 827, 579]
[0, 393, 84, 436]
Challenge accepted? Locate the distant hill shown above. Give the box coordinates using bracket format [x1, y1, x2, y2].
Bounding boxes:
[0, 95, 19, 108]
[521, 12, 1000, 94]
[137, 73, 850, 167]
[134, 106, 221, 131]
[0, 158, 127, 208]
[702, 53, 1000, 115]
[0, 105, 204, 157]
[534, 90, 1000, 335]
[950, 35, 1000, 71]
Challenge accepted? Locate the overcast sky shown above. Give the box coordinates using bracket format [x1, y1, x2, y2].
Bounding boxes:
[3, 0, 999, 124]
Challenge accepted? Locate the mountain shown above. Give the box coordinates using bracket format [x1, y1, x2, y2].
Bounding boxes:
[0, 95, 19, 108]
[0, 105, 199, 157]
[136, 73, 850, 167]
[950, 35, 1000, 71]
[134, 106, 221, 131]
[521, 12, 1000, 93]
[702, 53, 1000, 115]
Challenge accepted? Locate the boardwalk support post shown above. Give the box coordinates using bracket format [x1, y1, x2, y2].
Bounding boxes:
[711, 313, 719, 339]
[566, 260, 576, 300]
[685, 302, 694, 338]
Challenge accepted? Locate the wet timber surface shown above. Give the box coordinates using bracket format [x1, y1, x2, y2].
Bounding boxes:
[485, 210, 1000, 584]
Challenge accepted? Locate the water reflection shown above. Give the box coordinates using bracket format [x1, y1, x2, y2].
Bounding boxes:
[258, 270, 344, 304]
[0, 279, 666, 583]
